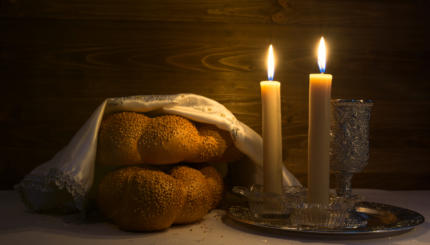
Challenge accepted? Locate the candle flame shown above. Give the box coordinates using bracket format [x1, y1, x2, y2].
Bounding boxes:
[318, 37, 326, 73]
[267, 44, 275, 81]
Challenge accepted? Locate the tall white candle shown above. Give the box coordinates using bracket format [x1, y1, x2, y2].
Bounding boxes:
[261, 45, 283, 194]
[308, 37, 332, 205]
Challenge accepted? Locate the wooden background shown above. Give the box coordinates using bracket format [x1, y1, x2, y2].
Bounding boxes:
[1, 0, 429, 190]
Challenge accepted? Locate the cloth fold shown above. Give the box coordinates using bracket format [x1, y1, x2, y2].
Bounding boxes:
[16, 94, 301, 212]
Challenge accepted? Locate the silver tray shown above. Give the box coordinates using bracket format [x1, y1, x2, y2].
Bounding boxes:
[226, 202, 425, 238]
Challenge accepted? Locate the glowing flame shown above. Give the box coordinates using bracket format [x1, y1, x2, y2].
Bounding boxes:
[318, 37, 326, 73]
[267, 44, 275, 81]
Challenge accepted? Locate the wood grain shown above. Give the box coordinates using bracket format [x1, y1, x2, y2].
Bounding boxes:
[1, 0, 429, 189]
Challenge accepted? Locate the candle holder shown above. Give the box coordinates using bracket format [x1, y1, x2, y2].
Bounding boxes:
[232, 185, 304, 220]
[330, 99, 373, 198]
[232, 185, 366, 229]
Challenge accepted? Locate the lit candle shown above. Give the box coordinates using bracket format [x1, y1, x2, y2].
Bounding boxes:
[260, 45, 283, 194]
[308, 37, 332, 205]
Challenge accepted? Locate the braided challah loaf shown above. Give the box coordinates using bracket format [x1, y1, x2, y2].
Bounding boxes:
[97, 165, 223, 231]
[97, 112, 240, 165]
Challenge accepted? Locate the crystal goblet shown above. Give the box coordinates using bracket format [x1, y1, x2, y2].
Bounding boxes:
[330, 99, 373, 198]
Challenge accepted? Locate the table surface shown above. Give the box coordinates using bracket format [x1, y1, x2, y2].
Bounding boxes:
[1, 189, 429, 245]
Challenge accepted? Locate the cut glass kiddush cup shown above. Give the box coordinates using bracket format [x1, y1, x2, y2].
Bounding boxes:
[330, 99, 373, 198]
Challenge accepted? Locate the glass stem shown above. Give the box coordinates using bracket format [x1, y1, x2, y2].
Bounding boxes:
[335, 172, 353, 198]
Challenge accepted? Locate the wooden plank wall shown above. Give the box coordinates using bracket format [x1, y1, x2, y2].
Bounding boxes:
[1, 0, 429, 189]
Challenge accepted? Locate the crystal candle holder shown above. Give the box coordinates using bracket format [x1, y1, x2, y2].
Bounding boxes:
[232, 185, 298, 220]
[232, 185, 366, 229]
[288, 193, 365, 229]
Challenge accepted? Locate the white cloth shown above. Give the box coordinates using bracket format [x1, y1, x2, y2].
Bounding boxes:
[15, 94, 301, 212]
[2, 189, 429, 245]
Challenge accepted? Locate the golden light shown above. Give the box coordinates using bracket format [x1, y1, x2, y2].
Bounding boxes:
[267, 44, 275, 80]
[318, 37, 326, 73]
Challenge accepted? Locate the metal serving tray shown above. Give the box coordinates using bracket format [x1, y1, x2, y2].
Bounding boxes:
[226, 201, 425, 238]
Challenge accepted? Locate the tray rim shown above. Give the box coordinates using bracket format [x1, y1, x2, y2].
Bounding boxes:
[226, 201, 425, 237]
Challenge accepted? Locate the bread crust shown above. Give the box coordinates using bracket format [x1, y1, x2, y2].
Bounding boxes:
[97, 112, 240, 165]
[97, 166, 223, 231]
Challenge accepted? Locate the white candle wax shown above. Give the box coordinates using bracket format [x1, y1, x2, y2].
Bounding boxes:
[261, 80, 283, 194]
[308, 73, 332, 205]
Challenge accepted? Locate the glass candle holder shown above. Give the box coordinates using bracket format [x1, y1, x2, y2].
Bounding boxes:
[330, 99, 373, 198]
[232, 184, 367, 229]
